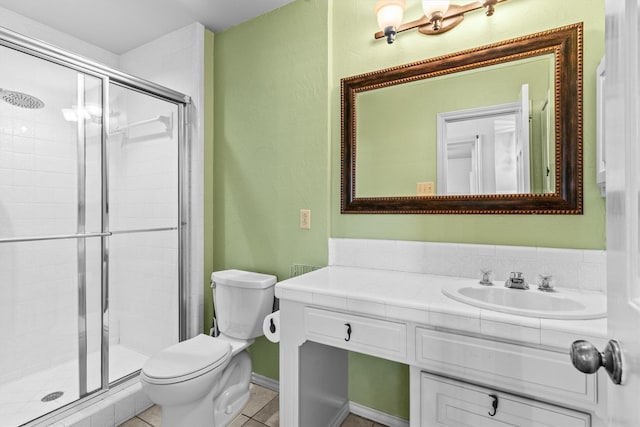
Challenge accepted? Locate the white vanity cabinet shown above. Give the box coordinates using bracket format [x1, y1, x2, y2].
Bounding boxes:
[412, 328, 597, 426]
[414, 328, 597, 408]
[420, 373, 591, 426]
[276, 267, 607, 427]
[305, 307, 407, 361]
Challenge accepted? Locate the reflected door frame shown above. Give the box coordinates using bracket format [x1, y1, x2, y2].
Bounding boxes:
[437, 102, 521, 196]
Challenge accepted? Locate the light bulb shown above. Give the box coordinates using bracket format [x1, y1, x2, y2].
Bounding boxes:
[422, 0, 450, 31]
[374, 0, 406, 44]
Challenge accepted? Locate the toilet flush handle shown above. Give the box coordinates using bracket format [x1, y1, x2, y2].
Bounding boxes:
[344, 323, 352, 342]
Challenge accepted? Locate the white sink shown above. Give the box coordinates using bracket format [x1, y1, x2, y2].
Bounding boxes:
[442, 284, 606, 319]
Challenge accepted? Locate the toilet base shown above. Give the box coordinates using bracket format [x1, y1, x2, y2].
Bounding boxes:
[156, 351, 252, 427]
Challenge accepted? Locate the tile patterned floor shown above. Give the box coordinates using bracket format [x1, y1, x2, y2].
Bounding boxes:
[119, 383, 389, 427]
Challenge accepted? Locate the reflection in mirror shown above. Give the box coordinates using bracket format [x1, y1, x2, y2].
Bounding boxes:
[438, 83, 552, 196]
[342, 23, 582, 214]
[441, 107, 523, 195]
[356, 55, 555, 197]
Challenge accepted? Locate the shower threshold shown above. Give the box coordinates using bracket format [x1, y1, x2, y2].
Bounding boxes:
[0, 345, 147, 427]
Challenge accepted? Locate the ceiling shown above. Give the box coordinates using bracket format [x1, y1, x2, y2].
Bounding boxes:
[0, 0, 296, 54]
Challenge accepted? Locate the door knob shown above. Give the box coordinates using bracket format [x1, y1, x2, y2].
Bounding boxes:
[570, 339, 622, 385]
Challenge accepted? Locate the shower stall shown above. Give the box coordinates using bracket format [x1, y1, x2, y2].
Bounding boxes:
[0, 29, 190, 426]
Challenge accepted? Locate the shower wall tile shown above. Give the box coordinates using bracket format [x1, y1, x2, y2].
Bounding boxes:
[120, 22, 205, 339]
[90, 400, 115, 427]
[329, 238, 606, 293]
[0, 98, 83, 383]
[113, 387, 136, 425]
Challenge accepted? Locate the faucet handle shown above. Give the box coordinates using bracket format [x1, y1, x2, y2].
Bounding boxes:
[479, 269, 494, 286]
[537, 274, 555, 292]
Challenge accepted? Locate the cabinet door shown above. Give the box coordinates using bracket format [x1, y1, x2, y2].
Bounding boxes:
[415, 327, 597, 408]
[421, 372, 590, 427]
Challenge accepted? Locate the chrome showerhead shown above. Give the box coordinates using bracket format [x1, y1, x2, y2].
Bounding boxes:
[0, 89, 44, 109]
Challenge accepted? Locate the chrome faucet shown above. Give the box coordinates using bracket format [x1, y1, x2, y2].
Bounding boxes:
[537, 274, 555, 292]
[504, 272, 529, 290]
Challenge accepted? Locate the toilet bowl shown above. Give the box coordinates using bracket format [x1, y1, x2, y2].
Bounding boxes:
[140, 270, 276, 427]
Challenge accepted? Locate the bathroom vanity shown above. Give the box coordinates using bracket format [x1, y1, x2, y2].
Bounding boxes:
[276, 264, 607, 427]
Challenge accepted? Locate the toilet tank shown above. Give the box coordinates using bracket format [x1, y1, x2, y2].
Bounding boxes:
[211, 269, 276, 340]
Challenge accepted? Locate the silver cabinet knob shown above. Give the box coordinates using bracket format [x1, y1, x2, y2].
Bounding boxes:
[570, 339, 622, 384]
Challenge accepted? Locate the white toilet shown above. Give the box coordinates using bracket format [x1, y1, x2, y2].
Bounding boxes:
[140, 269, 277, 427]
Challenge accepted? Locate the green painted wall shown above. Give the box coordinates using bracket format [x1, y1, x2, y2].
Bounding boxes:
[211, 0, 329, 380]
[209, 0, 604, 421]
[332, 0, 605, 250]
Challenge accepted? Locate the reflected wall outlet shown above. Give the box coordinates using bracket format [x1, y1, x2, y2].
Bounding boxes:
[300, 209, 311, 229]
[417, 182, 435, 196]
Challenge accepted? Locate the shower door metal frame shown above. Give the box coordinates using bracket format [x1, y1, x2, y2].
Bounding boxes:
[0, 25, 191, 422]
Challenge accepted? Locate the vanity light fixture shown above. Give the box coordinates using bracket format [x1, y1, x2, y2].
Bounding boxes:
[374, 0, 406, 44]
[421, 0, 451, 31]
[374, 0, 507, 43]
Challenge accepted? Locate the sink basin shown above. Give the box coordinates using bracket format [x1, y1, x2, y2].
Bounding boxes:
[442, 284, 606, 319]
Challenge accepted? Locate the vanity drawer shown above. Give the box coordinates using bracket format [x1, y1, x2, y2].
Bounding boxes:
[420, 372, 590, 427]
[305, 307, 407, 361]
[415, 327, 597, 408]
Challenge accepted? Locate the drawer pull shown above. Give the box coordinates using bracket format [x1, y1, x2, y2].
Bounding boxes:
[344, 323, 352, 341]
[488, 394, 498, 416]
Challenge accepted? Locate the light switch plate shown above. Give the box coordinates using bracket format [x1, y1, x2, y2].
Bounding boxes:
[300, 209, 311, 229]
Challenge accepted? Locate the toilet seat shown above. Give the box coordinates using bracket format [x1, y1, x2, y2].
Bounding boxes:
[142, 334, 231, 385]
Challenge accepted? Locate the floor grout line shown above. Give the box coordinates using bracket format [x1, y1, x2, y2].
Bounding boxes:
[137, 417, 154, 427]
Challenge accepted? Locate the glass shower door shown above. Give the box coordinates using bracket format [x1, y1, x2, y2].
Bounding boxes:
[106, 83, 180, 382]
[0, 45, 104, 425]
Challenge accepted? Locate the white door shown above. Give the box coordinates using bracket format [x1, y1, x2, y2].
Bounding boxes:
[517, 84, 531, 193]
[602, 0, 640, 425]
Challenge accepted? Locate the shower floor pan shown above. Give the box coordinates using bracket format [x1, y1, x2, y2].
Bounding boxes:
[0, 345, 147, 427]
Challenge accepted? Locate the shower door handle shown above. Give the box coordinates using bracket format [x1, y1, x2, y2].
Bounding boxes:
[0, 231, 112, 244]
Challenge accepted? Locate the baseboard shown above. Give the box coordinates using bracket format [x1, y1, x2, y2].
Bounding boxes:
[349, 401, 410, 427]
[250, 373, 409, 427]
[329, 400, 351, 427]
[250, 372, 280, 392]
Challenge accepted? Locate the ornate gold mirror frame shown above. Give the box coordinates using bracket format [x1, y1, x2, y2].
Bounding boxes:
[341, 23, 582, 214]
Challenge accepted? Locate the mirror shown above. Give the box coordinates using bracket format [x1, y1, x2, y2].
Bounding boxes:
[341, 23, 582, 214]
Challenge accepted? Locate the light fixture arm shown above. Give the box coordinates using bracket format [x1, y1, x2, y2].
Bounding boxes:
[374, 0, 509, 40]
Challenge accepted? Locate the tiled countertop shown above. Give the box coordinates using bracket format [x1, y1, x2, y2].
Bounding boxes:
[275, 266, 607, 352]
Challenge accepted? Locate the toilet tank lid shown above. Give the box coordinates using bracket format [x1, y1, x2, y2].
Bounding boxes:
[211, 269, 277, 289]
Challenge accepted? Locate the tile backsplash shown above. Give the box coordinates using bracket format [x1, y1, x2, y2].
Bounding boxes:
[329, 238, 606, 293]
